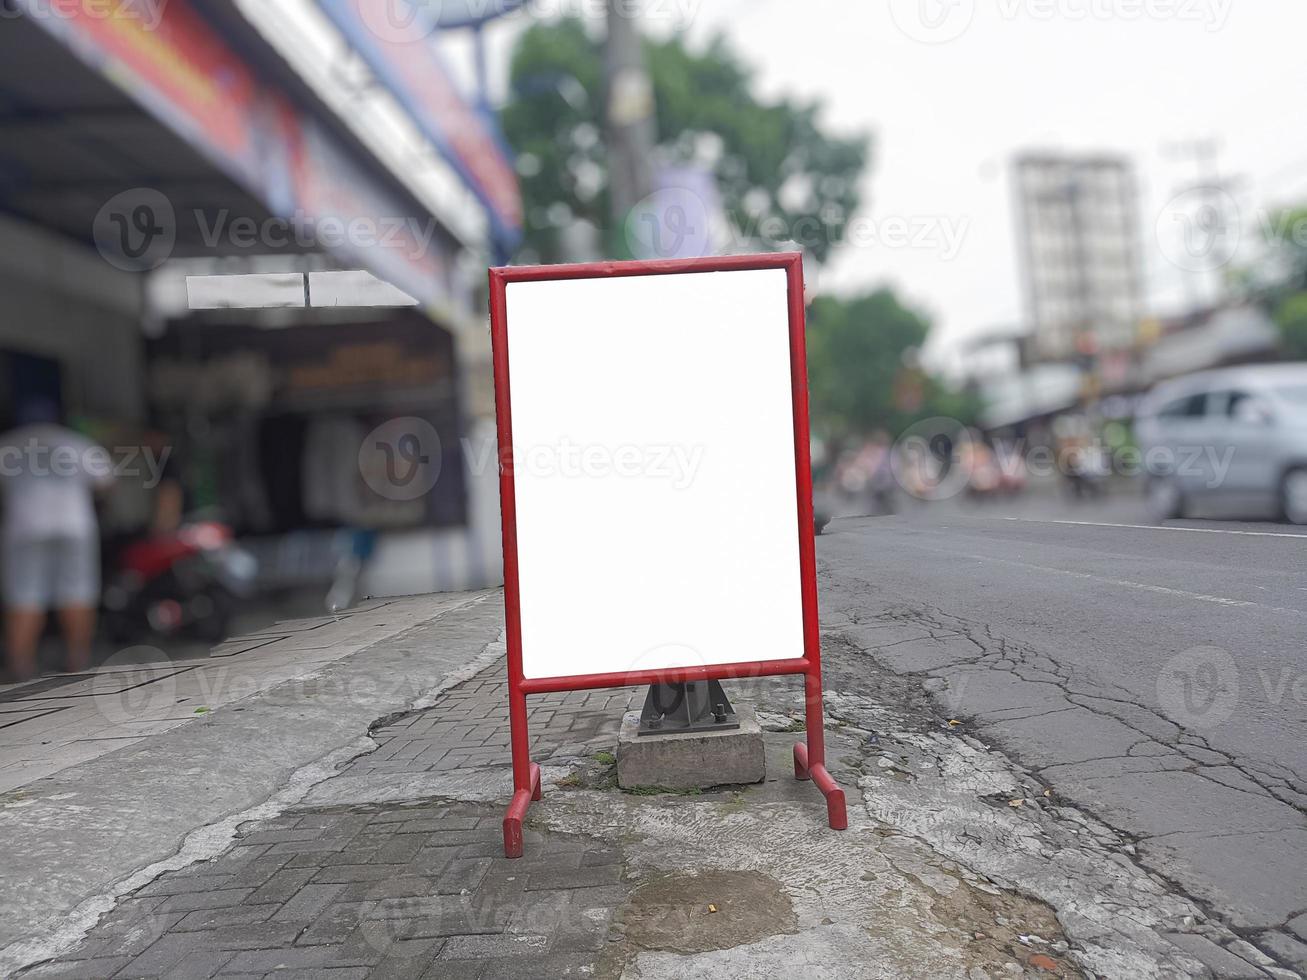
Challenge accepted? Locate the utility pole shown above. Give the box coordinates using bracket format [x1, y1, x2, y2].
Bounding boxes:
[604, 0, 656, 257]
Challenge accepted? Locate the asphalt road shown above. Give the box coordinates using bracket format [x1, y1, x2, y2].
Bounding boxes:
[816, 495, 1307, 956]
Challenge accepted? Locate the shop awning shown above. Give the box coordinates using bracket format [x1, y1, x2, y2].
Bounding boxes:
[0, 0, 471, 322]
[314, 0, 523, 251]
[0, 10, 274, 259]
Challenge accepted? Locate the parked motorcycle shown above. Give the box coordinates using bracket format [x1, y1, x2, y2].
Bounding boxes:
[101, 521, 258, 644]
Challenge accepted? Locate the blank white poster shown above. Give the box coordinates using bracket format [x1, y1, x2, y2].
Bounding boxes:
[505, 268, 805, 681]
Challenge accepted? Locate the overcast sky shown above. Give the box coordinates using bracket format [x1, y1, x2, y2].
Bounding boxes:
[484, 1, 1307, 361]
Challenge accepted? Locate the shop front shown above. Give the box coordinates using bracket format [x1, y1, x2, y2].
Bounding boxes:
[0, 0, 518, 642]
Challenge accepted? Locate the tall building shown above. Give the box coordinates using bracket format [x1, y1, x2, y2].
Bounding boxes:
[1014, 154, 1143, 365]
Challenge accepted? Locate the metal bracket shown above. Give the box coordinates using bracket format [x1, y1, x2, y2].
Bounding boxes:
[636, 679, 739, 736]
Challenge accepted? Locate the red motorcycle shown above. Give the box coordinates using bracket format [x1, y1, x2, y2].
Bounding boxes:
[101, 521, 258, 644]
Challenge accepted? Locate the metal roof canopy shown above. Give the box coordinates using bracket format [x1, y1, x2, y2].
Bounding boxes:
[0, 2, 448, 265]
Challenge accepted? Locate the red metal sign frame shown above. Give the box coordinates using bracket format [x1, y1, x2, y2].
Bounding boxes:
[488, 252, 846, 858]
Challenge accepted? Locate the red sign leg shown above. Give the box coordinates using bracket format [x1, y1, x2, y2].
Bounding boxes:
[792, 668, 848, 830]
[502, 683, 540, 858]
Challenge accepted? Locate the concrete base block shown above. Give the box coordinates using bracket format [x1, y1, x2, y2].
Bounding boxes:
[617, 706, 765, 790]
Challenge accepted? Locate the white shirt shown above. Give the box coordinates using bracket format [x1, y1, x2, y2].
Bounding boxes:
[0, 424, 113, 541]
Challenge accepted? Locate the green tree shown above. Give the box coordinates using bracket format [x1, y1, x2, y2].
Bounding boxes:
[501, 19, 868, 264]
[1252, 206, 1307, 356]
[1273, 291, 1307, 360]
[806, 290, 978, 442]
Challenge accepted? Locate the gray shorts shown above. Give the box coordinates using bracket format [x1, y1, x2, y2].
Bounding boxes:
[2, 535, 100, 609]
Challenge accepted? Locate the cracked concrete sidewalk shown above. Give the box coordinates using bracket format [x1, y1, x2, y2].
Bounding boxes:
[2, 583, 1303, 978]
[810, 594, 1306, 978]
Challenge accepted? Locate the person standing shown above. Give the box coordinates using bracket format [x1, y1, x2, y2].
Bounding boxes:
[0, 400, 113, 680]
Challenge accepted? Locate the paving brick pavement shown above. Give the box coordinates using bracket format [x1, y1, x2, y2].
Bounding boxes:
[20, 800, 626, 979]
[356, 662, 641, 774]
[17, 660, 637, 980]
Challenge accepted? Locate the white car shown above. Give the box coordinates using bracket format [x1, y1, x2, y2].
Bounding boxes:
[1135, 364, 1307, 524]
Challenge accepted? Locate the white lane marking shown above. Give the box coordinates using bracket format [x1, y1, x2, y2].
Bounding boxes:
[956, 551, 1305, 617]
[998, 518, 1307, 540]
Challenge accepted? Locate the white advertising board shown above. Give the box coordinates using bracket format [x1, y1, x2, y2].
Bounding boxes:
[500, 266, 806, 681]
